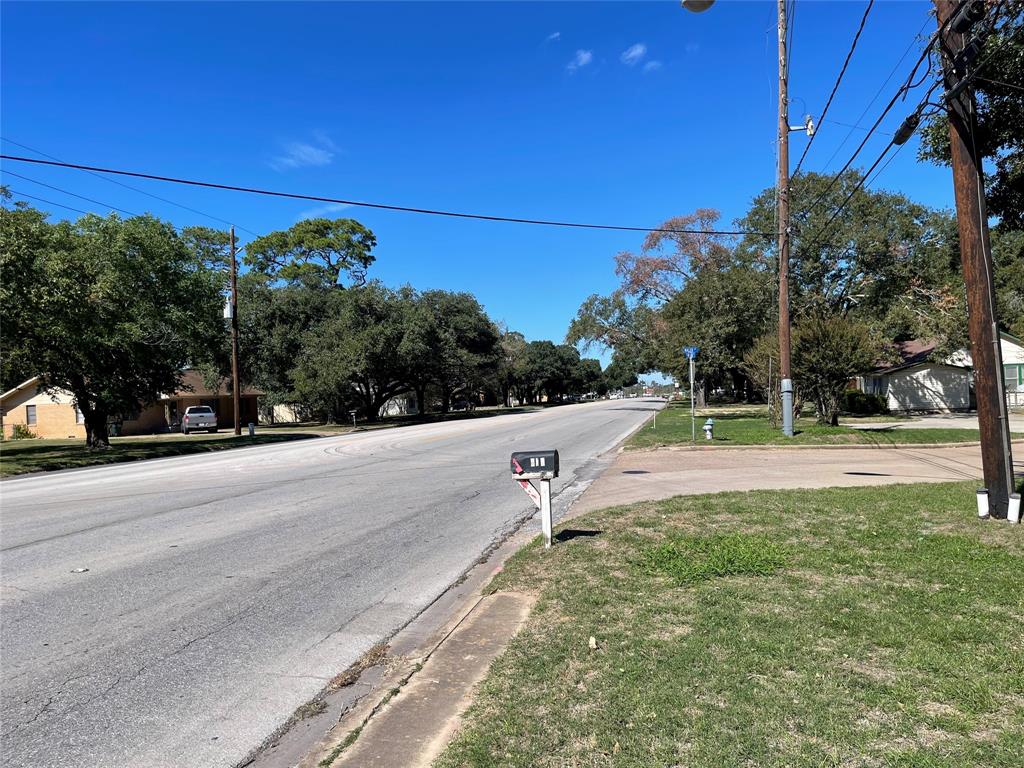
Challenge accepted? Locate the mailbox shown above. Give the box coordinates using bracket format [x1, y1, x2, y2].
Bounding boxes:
[511, 450, 559, 480]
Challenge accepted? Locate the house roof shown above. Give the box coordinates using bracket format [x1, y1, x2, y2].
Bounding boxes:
[869, 339, 971, 376]
[1, 372, 262, 403]
[164, 369, 263, 398]
[0, 376, 42, 403]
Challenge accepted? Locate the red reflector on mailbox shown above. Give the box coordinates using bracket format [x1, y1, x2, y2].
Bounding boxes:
[510, 450, 559, 479]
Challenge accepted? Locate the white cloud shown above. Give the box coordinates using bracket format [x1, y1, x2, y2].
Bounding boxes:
[546, 31, 561, 42]
[270, 134, 338, 171]
[643, 60, 662, 73]
[621, 43, 647, 66]
[296, 202, 351, 221]
[566, 49, 593, 72]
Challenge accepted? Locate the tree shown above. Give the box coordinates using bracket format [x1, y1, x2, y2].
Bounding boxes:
[497, 329, 529, 406]
[919, 7, 1024, 227]
[417, 291, 500, 412]
[612, 208, 735, 302]
[0, 205, 224, 447]
[659, 263, 773, 402]
[992, 226, 1024, 337]
[0, 191, 48, 392]
[566, 292, 662, 375]
[235, 273, 340, 413]
[568, 210, 767, 399]
[244, 217, 376, 287]
[792, 316, 881, 426]
[741, 334, 804, 426]
[736, 171, 961, 327]
[575, 358, 603, 396]
[291, 282, 409, 422]
[602, 356, 639, 393]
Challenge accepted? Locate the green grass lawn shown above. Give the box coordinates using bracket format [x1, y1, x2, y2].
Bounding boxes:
[630, 405, 1018, 448]
[0, 432, 322, 477]
[435, 482, 1024, 768]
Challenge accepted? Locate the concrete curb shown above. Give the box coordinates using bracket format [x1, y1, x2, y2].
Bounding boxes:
[291, 525, 539, 768]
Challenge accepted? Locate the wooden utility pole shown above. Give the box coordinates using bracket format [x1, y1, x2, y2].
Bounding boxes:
[777, 0, 794, 437]
[934, 0, 1014, 517]
[229, 226, 242, 437]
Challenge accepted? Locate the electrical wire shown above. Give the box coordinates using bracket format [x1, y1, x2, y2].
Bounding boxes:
[974, 75, 1024, 92]
[820, 15, 933, 172]
[826, 118, 893, 136]
[786, 0, 797, 81]
[791, 0, 875, 177]
[1, 136, 259, 237]
[0, 154, 772, 238]
[3, 189, 89, 216]
[794, 0, 965, 224]
[2, 169, 141, 217]
[795, 1, 1014, 257]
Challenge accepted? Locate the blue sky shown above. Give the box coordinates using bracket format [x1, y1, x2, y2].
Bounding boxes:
[1, 1, 955, 365]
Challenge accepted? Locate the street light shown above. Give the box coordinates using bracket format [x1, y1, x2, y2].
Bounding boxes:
[681, 0, 715, 11]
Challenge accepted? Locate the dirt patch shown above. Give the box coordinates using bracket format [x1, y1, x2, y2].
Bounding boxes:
[329, 642, 389, 691]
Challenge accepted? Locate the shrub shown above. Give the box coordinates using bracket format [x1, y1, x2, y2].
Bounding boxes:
[842, 389, 889, 415]
[10, 424, 38, 440]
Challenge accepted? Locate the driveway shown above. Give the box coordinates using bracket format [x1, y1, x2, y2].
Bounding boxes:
[0, 398, 661, 768]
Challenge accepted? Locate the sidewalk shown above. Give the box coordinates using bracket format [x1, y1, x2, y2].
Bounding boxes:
[572, 442, 1009, 514]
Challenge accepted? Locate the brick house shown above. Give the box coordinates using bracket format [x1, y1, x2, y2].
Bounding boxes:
[1, 370, 261, 439]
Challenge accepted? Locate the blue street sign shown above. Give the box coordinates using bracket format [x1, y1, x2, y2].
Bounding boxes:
[683, 346, 699, 360]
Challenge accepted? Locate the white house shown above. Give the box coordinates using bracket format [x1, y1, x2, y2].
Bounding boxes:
[857, 332, 1024, 413]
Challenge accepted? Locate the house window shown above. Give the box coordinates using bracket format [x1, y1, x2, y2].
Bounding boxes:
[26, 405, 36, 425]
[75, 407, 85, 424]
[1005, 364, 1023, 393]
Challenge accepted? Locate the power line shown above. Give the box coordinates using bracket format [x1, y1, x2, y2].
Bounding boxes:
[796, 3, 1015, 257]
[786, 0, 797, 81]
[820, 15, 932, 172]
[3, 189, 89, 216]
[794, 2, 961, 222]
[2, 169, 141, 217]
[1, 136, 260, 237]
[3, 171, 254, 256]
[792, 0, 875, 177]
[974, 75, 1024, 92]
[0, 154, 772, 238]
[826, 118, 893, 136]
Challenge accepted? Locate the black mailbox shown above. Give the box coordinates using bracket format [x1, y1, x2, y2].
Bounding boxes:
[510, 450, 559, 480]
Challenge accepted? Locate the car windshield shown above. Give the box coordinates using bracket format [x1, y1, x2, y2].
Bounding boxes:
[188, 407, 213, 414]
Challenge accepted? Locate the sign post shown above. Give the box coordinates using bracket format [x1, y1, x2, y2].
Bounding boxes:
[684, 347, 699, 443]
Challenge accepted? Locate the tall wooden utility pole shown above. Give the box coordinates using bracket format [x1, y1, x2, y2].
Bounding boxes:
[777, 0, 794, 437]
[229, 226, 242, 437]
[934, 0, 1014, 517]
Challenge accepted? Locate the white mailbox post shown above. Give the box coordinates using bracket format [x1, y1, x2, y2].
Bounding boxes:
[511, 450, 559, 548]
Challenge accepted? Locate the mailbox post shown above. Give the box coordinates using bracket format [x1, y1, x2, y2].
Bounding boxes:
[511, 450, 559, 548]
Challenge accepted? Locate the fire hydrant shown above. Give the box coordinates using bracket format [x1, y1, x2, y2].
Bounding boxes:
[703, 418, 715, 440]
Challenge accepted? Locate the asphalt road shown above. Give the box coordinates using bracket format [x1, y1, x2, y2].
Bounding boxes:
[0, 398, 659, 768]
